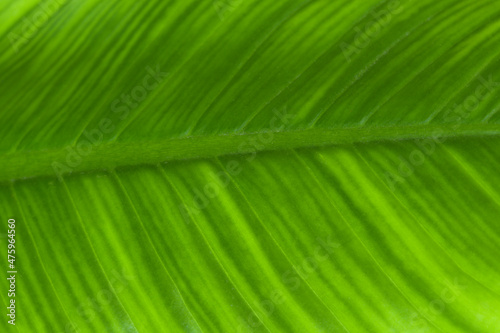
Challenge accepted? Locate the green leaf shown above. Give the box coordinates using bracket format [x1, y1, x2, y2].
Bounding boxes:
[1, 0, 499, 332]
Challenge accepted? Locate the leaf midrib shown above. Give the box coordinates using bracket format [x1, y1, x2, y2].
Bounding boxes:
[1, 122, 499, 182]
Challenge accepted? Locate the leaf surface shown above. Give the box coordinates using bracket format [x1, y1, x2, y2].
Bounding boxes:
[1, 0, 500, 332]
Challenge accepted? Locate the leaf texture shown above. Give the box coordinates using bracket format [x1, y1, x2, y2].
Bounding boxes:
[0, 0, 499, 332]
